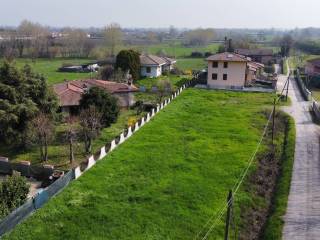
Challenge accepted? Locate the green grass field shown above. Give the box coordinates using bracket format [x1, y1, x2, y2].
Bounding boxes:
[176, 58, 206, 70]
[122, 42, 220, 58]
[13, 58, 95, 85]
[4, 88, 279, 240]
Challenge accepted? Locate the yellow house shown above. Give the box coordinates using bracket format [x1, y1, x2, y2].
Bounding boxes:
[206, 52, 263, 89]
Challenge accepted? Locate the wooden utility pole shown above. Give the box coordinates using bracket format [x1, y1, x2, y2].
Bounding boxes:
[224, 190, 233, 240]
[272, 98, 276, 145]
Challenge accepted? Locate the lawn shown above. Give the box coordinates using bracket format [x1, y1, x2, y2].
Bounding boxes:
[2, 109, 144, 170]
[176, 57, 206, 71]
[13, 58, 96, 85]
[4, 88, 278, 240]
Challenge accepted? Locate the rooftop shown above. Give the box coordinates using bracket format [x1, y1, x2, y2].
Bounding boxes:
[206, 52, 250, 62]
[53, 79, 138, 107]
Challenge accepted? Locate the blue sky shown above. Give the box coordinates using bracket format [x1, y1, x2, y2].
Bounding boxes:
[0, 0, 319, 29]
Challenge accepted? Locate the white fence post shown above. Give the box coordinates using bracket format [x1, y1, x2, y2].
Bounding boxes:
[110, 140, 117, 151]
[87, 155, 95, 169]
[99, 146, 107, 160]
[74, 166, 82, 179]
[119, 133, 125, 144]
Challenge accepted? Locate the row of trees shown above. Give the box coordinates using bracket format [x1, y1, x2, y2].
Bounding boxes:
[0, 20, 124, 59]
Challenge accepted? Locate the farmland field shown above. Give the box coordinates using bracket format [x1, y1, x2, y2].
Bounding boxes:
[13, 58, 95, 85]
[3, 88, 289, 240]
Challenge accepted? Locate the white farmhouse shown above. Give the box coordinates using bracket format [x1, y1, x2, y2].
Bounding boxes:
[140, 54, 176, 78]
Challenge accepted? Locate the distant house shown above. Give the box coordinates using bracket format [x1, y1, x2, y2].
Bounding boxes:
[206, 52, 264, 89]
[305, 58, 320, 76]
[140, 54, 176, 78]
[53, 79, 138, 113]
[234, 48, 274, 64]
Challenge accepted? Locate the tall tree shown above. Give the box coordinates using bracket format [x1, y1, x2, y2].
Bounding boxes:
[279, 34, 293, 57]
[29, 113, 54, 162]
[65, 116, 77, 164]
[17, 20, 50, 59]
[104, 23, 123, 56]
[79, 87, 119, 127]
[79, 106, 102, 154]
[0, 61, 58, 145]
[115, 49, 140, 81]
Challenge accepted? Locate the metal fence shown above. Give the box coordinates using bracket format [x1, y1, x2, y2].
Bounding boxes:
[295, 69, 312, 101]
[0, 170, 74, 237]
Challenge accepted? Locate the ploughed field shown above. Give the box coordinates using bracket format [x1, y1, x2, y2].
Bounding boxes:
[4, 88, 274, 239]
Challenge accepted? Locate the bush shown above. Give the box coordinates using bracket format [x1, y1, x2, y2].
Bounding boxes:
[204, 52, 213, 57]
[190, 51, 203, 58]
[170, 67, 184, 75]
[0, 173, 29, 219]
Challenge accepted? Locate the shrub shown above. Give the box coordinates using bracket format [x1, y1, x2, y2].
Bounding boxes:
[0, 173, 29, 219]
[190, 51, 203, 58]
[170, 67, 184, 75]
[204, 51, 213, 57]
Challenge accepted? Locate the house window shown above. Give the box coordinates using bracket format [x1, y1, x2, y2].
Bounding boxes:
[146, 67, 151, 73]
[224, 62, 228, 68]
[212, 73, 218, 80]
[223, 74, 228, 80]
[212, 61, 218, 68]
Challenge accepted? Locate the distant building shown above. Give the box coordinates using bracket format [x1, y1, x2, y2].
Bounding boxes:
[140, 54, 176, 78]
[234, 48, 274, 64]
[305, 58, 320, 76]
[206, 52, 264, 89]
[53, 79, 138, 114]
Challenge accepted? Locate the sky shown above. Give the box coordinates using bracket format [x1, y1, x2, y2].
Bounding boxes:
[0, 0, 319, 29]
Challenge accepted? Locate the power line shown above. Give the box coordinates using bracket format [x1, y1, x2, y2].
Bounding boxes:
[195, 109, 274, 240]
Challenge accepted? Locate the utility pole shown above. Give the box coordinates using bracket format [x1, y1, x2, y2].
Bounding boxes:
[272, 98, 276, 145]
[224, 190, 233, 240]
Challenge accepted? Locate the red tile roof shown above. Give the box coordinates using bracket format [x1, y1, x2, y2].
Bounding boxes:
[140, 54, 168, 66]
[206, 52, 250, 62]
[53, 79, 138, 107]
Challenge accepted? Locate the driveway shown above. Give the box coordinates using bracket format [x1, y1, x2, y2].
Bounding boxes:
[279, 70, 320, 239]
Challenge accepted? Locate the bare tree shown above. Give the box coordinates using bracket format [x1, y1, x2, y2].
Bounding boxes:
[60, 28, 93, 57]
[65, 116, 77, 165]
[157, 79, 172, 102]
[79, 106, 102, 154]
[29, 113, 54, 162]
[104, 23, 123, 56]
[184, 28, 215, 46]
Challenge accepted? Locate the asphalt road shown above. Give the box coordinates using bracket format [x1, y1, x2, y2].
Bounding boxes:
[279, 71, 320, 239]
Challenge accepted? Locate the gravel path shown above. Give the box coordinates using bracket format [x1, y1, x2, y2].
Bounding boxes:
[279, 71, 320, 239]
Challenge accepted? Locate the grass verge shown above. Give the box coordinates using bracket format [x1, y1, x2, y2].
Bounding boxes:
[262, 114, 295, 239]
